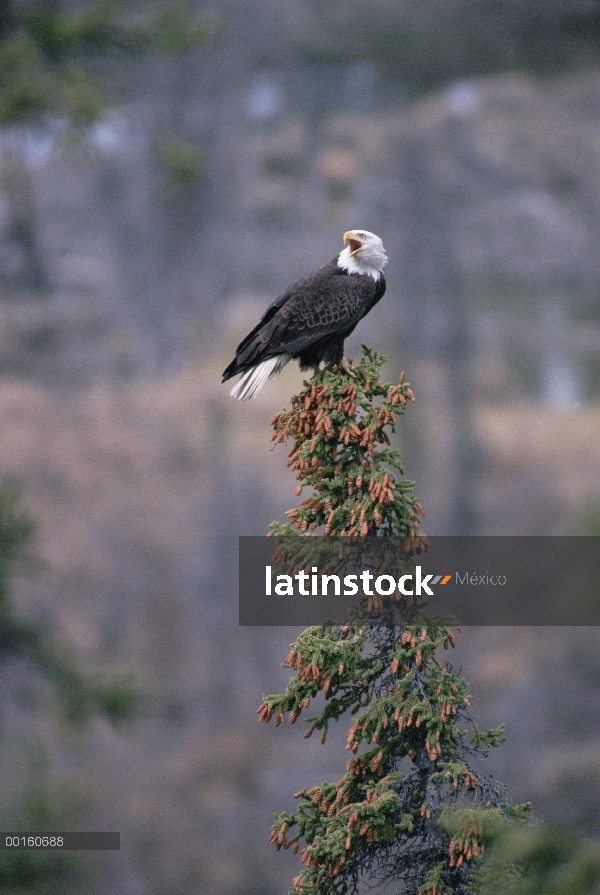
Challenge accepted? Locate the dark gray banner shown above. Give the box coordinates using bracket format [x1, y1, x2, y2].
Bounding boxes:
[239, 536, 600, 625]
[0, 832, 120, 850]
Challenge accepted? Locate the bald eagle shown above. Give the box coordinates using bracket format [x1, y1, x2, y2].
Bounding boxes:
[222, 229, 387, 400]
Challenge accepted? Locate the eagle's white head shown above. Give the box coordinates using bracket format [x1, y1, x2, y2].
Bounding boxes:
[337, 229, 388, 281]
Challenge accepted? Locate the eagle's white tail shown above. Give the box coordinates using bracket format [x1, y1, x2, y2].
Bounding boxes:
[230, 355, 290, 400]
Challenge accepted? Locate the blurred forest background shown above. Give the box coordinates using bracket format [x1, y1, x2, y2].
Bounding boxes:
[1, 0, 600, 893]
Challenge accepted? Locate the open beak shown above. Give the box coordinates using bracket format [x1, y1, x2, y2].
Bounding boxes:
[343, 231, 362, 256]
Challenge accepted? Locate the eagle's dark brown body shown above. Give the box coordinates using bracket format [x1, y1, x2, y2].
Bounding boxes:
[222, 259, 386, 382]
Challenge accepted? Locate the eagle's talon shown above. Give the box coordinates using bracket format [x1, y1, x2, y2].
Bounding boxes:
[337, 358, 357, 378]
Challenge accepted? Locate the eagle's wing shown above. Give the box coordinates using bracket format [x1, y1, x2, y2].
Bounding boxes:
[223, 261, 385, 380]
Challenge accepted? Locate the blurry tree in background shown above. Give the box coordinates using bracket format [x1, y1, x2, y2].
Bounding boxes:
[477, 825, 600, 895]
[0, 487, 136, 720]
[0, 0, 208, 294]
[0, 0, 207, 126]
[0, 486, 137, 893]
[292, 0, 600, 94]
[0, 748, 85, 895]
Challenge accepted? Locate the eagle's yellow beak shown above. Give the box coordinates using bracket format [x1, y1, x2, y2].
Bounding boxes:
[343, 231, 362, 257]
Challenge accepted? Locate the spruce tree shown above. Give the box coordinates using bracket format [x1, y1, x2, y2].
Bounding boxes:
[259, 348, 529, 895]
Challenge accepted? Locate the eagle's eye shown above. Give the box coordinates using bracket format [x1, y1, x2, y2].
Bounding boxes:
[359, 234, 366, 240]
